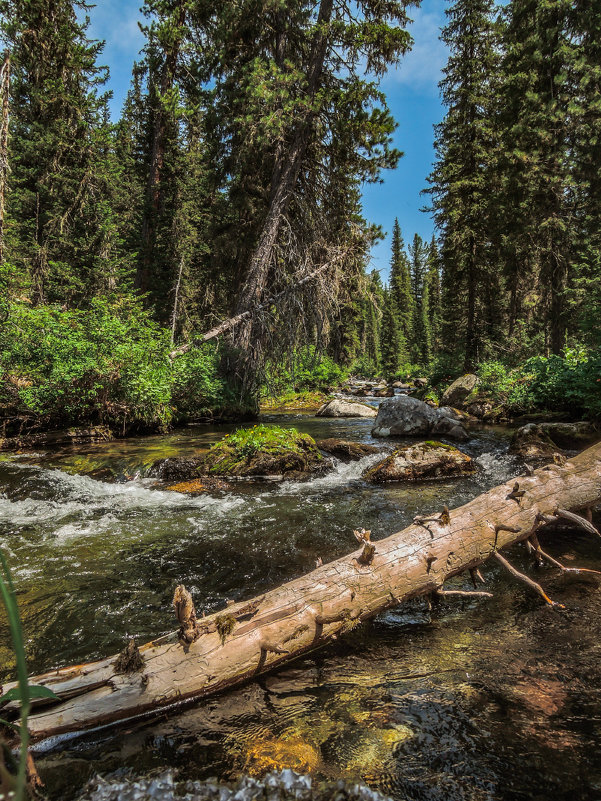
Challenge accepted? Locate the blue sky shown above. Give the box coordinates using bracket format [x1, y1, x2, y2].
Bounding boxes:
[87, 0, 448, 281]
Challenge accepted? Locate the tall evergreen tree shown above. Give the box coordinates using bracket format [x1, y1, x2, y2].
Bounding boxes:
[499, 0, 574, 354]
[389, 218, 414, 346]
[426, 0, 500, 370]
[0, 0, 121, 304]
[380, 288, 404, 380]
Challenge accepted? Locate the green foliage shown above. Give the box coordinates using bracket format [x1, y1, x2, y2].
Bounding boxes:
[0, 298, 234, 429]
[211, 424, 317, 460]
[171, 347, 231, 419]
[476, 350, 601, 417]
[264, 347, 348, 396]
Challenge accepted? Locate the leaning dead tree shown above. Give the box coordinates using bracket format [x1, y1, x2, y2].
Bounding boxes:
[4, 442, 601, 744]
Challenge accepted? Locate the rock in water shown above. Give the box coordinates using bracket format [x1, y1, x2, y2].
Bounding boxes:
[510, 421, 600, 458]
[316, 399, 377, 418]
[371, 395, 469, 441]
[318, 438, 382, 461]
[440, 374, 479, 407]
[363, 441, 474, 482]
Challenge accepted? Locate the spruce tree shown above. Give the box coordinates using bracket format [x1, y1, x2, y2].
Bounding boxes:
[380, 288, 404, 381]
[389, 218, 414, 347]
[426, 0, 500, 370]
[499, 0, 574, 354]
[1, 0, 120, 304]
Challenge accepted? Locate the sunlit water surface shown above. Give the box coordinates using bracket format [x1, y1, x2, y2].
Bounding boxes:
[1, 410, 600, 801]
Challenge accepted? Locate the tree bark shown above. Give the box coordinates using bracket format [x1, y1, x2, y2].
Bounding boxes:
[7, 442, 601, 744]
[232, 0, 334, 355]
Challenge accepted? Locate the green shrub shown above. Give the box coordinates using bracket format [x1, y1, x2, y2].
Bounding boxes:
[0, 297, 241, 429]
[263, 346, 348, 396]
[475, 349, 601, 417]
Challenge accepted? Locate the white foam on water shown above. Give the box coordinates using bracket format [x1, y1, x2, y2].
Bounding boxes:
[278, 452, 383, 495]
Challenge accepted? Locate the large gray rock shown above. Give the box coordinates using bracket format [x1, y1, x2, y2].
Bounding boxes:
[316, 399, 377, 418]
[372, 395, 469, 441]
[440, 374, 479, 407]
[363, 441, 474, 482]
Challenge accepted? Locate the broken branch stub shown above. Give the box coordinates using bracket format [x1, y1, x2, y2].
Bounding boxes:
[7, 442, 601, 744]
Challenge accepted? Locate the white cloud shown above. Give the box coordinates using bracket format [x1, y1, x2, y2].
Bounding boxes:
[86, 0, 144, 57]
[385, 1, 448, 95]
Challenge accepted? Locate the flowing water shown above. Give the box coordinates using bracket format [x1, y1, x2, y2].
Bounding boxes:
[1, 409, 600, 800]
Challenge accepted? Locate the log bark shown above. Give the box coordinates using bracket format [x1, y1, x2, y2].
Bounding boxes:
[6, 442, 601, 744]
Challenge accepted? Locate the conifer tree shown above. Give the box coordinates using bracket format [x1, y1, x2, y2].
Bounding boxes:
[389, 218, 414, 347]
[380, 288, 404, 381]
[425, 236, 442, 353]
[499, 0, 574, 354]
[426, 0, 500, 370]
[0, 0, 120, 304]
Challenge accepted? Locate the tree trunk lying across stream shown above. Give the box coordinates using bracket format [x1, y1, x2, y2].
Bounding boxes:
[6, 442, 601, 745]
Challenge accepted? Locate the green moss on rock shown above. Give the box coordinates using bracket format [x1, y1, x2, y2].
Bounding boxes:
[201, 424, 326, 477]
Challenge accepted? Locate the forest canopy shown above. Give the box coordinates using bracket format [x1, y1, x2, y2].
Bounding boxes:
[0, 0, 599, 429]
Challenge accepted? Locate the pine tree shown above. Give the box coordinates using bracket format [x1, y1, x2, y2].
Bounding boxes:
[499, 0, 574, 354]
[380, 288, 404, 381]
[389, 218, 414, 347]
[1, 0, 120, 304]
[426, 0, 500, 370]
[425, 236, 442, 354]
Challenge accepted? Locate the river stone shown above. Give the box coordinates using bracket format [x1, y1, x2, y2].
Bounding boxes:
[149, 456, 205, 481]
[371, 395, 469, 441]
[316, 399, 377, 418]
[510, 421, 600, 458]
[363, 441, 474, 482]
[318, 438, 382, 462]
[440, 374, 479, 408]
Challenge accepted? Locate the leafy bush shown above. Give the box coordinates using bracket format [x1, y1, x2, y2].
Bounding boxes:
[171, 346, 231, 419]
[0, 298, 239, 429]
[475, 349, 601, 417]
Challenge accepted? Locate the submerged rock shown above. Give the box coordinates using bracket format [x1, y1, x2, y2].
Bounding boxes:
[316, 399, 377, 418]
[0, 424, 113, 451]
[149, 456, 205, 481]
[78, 769, 393, 801]
[317, 438, 382, 462]
[510, 421, 600, 458]
[440, 374, 478, 408]
[166, 477, 230, 493]
[363, 441, 474, 482]
[371, 396, 469, 441]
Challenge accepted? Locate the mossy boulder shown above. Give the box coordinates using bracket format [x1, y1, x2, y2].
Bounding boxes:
[440, 374, 478, 407]
[200, 424, 326, 478]
[317, 438, 382, 462]
[363, 441, 475, 482]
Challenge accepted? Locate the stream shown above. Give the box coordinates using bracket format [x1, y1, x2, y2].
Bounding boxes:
[1, 407, 601, 800]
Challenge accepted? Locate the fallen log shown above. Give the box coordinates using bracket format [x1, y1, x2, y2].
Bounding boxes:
[5, 441, 601, 744]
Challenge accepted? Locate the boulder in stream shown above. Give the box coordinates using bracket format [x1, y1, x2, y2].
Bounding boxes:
[363, 441, 474, 482]
[317, 438, 382, 462]
[510, 421, 600, 458]
[440, 374, 479, 407]
[200, 424, 327, 478]
[371, 395, 469, 441]
[316, 399, 377, 418]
